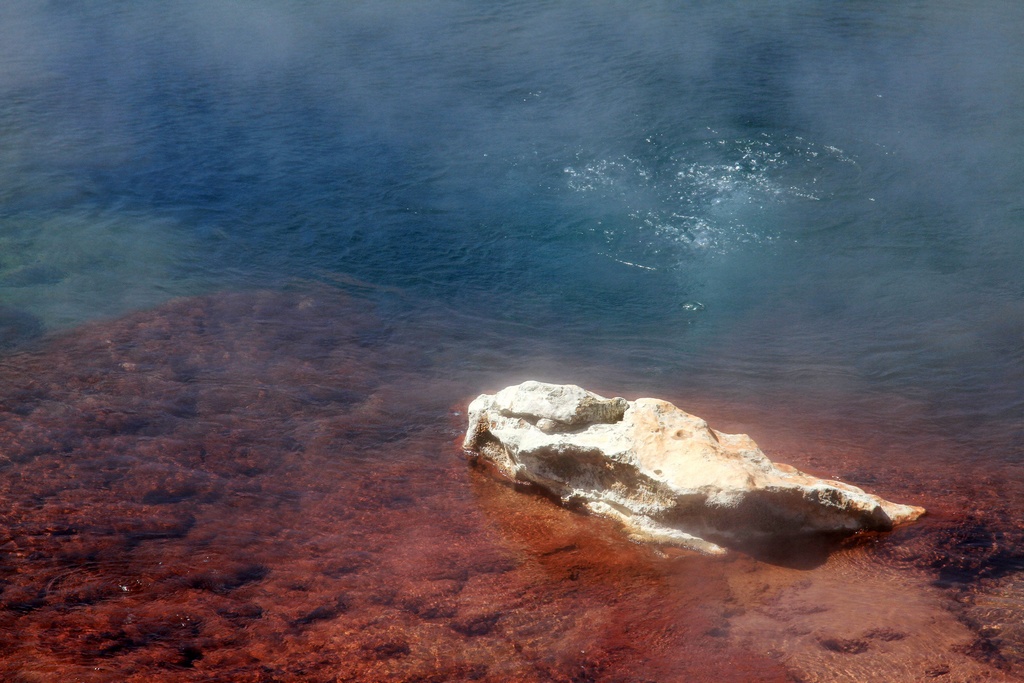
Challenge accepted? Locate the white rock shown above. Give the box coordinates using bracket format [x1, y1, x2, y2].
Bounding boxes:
[464, 381, 925, 554]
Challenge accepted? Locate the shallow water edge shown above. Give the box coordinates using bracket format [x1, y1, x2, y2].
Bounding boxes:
[0, 288, 1021, 681]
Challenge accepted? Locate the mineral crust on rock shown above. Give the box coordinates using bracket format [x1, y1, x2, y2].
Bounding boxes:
[463, 381, 926, 554]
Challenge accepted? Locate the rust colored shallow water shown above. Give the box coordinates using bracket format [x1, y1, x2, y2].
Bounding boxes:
[0, 289, 1020, 682]
[0, 290, 788, 682]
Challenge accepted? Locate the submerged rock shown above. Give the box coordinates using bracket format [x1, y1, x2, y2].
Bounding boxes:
[464, 381, 925, 554]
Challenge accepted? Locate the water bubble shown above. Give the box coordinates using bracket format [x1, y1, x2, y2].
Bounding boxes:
[680, 301, 706, 312]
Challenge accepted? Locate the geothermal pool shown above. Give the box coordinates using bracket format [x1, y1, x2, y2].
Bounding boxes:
[0, 2, 1022, 681]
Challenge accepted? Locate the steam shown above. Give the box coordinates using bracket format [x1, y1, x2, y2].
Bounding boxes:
[0, 1, 1020, 422]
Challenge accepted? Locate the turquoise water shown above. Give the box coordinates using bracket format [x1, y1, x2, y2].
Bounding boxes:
[1, 1, 1023, 679]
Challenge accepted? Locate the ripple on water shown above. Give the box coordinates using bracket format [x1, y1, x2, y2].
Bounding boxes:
[561, 133, 858, 267]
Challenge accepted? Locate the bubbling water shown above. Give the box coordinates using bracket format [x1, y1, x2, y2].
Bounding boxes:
[562, 133, 858, 267]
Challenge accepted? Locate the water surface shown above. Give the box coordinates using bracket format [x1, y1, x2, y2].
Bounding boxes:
[1, 1, 1022, 680]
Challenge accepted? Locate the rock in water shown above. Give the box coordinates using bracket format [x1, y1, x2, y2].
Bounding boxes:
[463, 381, 925, 554]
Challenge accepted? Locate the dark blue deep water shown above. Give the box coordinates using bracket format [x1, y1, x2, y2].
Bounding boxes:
[3, 1, 1021, 445]
[1, 1, 1023, 679]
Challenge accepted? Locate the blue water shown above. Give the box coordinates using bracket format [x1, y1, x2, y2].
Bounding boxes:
[2, 3, 1022, 450]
